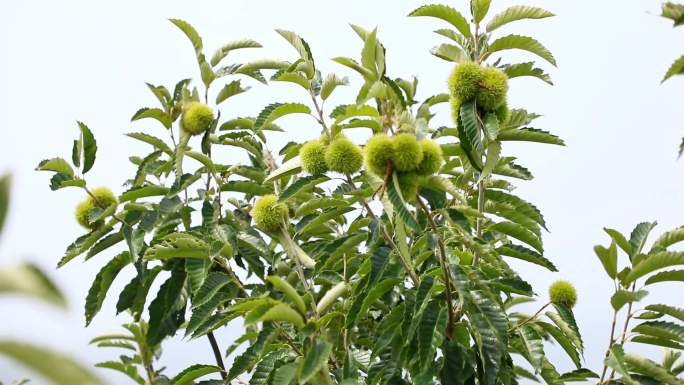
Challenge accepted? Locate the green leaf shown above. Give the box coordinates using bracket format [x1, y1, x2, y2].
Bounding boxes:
[503, 62, 553, 85]
[221, 181, 272, 196]
[610, 289, 648, 311]
[0, 341, 104, 385]
[537, 322, 581, 369]
[496, 245, 557, 271]
[604, 227, 632, 255]
[497, 128, 564, 145]
[387, 173, 420, 232]
[35, 158, 74, 177]
[546, 308, 583, 353]
[250, 350, 285, 385]
[147, 263, 187, 345]
[171, 364, 223, 385]
[594, 242, 618, 279]
[192, 272, 230, 308]
[0, 263, 66, 307]
[94, 361, 144, 385]
[486, 6, 555, 32]
[661, 2, 684, 25]
[265, 157, 302, 183]
[125, 133, 173, 155]
[85, 252, 130, 325]
[360, 28, 379, 78]
[131, 107, 171, 128]
[651, 227, 684, 251]
[559, 369, 598, 382]
[279, 176, 328, 202]
[605, 344, 635, 384]
[629, 221, 657, 258]
[479, 140, 501, 182]
[120, 185, 169, 202]
[467, 290, 508, 385]
[471, 0, 492, 23]
[266, 276, 306, 314]
[78, 122, 97, 174]
[623, 251, 684, 285]
[488, 35, 556, 66]
[408, 4, 471, 37]
[645, 269, 684, 285]
[169, 19, 203, 55]
[633, 321, 684, 343]
[144, 233, 210, 260]
[623, 354, 684, 385]
[258, 302, 304, 329]
[489, 221, 543, 253]
[418, 300, 442, 365]
[320, 73, 349, 100]
[331, 57, 375, 80]
[272, 71, 311, 89]
[663, 55, 684, 82]
[298, 340, 332, 384]
[458, 100, 484, 170]
[210, 39, 262, 67]
[430, 43, 469, 63]
[644, 304, 684, 322]
[254, 103, 311, 129]
[216, 80, 249, 104]
[273, 362, 297, 385]
[631, 335, 684, 350]
[519, 325, 544, 372]
[0, 174, 9, 235]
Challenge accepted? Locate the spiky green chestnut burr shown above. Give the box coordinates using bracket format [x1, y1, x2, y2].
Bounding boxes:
[300, 140, 329, 175]
[364, 134, 394, 176]
[181, 102, 214, 136]
[251, 194, 288, 232]
[476, 67, 509, 111]
[415, 139, 443, 176]
[391, 133, 423, 172]
[549, 280, 578, 309]
[325, 137, 363, 175]
[447, 62, 483, 102]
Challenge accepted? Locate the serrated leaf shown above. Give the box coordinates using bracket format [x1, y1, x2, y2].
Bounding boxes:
[78, 122, 97, 174]
[488, 35, 556, 66]
[605, 344, 635, 384]
[594, 242, 618, 279]
[266, 276, 306, 314]
[503, 62, 553, 85]
[216, 80, 249, 104]
[496, 245, 557, 271]
[408, 4, 471, 37]
[651, 227, 684, 251]
[633, 320, 684, 343]
[119, 185, 169, 202]
[171, 364, 222, 385]
[497, 127, 564, 145]
[387, 173, 420, 232]
[486, 6, 555, 32]
[645, 269, 684, 285]
[320, 73, 349, 100]
[430, 43, 469, 63]
[126, 133, 173, 155]
[131, 107, 172, 128]
[279, 175, 328, 202]
[210, 39, 262, 67]
[0, 341, 104, 385]
[489, 221, 543, 253]
[547, 307, 583, 352]
[471, 0, 492, 23]
[459, 100, 484, 170]
[169, 19, 203, 55]
[629, 221, 657, 259]
[144, 233, 210, 260]
[254, 103, 311, 129]
[147, 263, 187, 345]
[623, 354, 684, 385]
[610, 289, 648, 311]
[35, 158, 74, 177]
[85, 252, 130, 325]
[604, 227, 632, 255]
[467, 290, 508, 385]
[537, 321, 581, 369]
[192, 272, 230, 309]
[479, 140, 501, 182]
[298, 340, 332, 384]
[273, 362, 297, 385]
[623, 251, 684, 285]
[519, 325, 544, 372]
[663, 55, 684, 82]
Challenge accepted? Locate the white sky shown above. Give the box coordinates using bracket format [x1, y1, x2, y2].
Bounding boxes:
[1, 0, 683, 384]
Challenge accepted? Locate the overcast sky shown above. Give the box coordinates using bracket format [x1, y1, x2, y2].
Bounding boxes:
[1, 0, 683, 384]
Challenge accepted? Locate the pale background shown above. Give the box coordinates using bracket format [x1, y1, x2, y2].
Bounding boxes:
[1, 0, 683, 383]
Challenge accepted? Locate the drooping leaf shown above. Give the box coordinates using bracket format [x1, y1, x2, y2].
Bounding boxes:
[594, 242, 618, 279]
[489, 221, 543, 253]
[298, 340, 332, 384]
[644, 304, 684, 322]
[623, 251, 684, 285]
[408, 4, 471, 37]
[266, 275, 306, 314]
[663, 55, 684, 83]
[210, 39, 262, 67]
[254, 103, 311, 129]
[488, 35, 557, 66]
[519, 325, 544, 372]
[486, 6, 555, 32]
[497, 127, 564, 145]
[35, 158, 74, 177]
[216, 80, 249, 104]
[78, 122, 97, 174]
[610, 289, 648, 311]
[85, 252, 130, 325]
[496, 245, 557, 271]
[171, 364, 223, 385]
[387, 173, 420, 232]
[0, 341, 104, 385]
[320, 73, 349, 100]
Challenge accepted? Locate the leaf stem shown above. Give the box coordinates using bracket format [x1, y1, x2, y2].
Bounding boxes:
[509, 301, 551, 332]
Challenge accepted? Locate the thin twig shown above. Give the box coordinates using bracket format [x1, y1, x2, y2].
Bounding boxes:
[508, 302, 551, 332]
[207, 331, 228, 380]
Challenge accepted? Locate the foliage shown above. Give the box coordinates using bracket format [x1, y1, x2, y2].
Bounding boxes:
[595, 223, 684, 384]
[39, 1, 684, 385]
[0, 174, 102, 385]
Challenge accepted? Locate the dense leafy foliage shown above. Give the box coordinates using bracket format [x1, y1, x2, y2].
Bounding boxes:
[26, 1, 683, 385]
